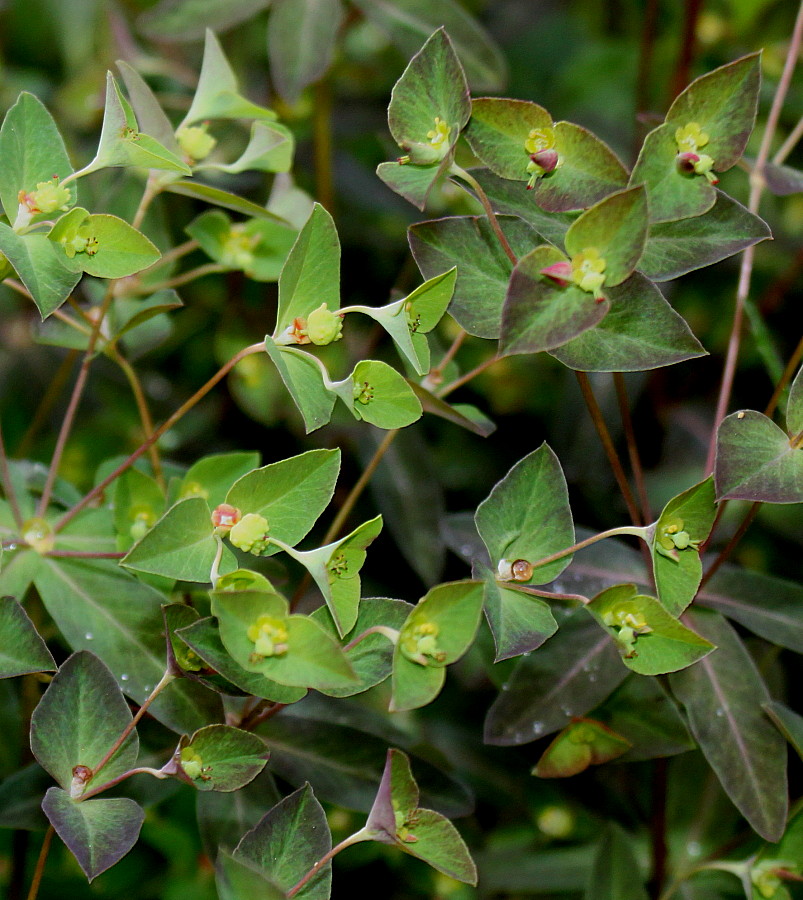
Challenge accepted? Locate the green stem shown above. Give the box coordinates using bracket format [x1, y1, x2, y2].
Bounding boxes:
[705, 0, 803, 474]
[109, 346, 164, 488]
[286, 828, 372, 898]
[0, 420, 24, 529]
[342, 625, 400, 652]
[53, 342, 265, 533]
[499, 582, 591, 605]
[87, 670, 174, 789]
[449, 164, 518, 265]
[507, 525, 649, 574]
[80, 766, 167, 802]
[25, 826, 54, 900]
[209, 534, 225, 587]
[121, 262, 226, 296]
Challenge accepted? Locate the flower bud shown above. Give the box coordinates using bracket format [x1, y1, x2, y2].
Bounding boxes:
[176, 124, 217, 163]
[306, 303, 343, 345]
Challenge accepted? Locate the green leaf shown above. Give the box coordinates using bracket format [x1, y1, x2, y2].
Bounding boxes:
[481, 569, 558, 662]
[41, 787, 144, 882]
[549, 272, 706, 372]
[341, 359, 422, 429]
[0, 595, 56, 677]
[665, 53, 761, 172]
[49, 210, 161, 279]
[179, 452, 260, 508]
[630, 123, 716, 223]
[310, 597, 412, 697]
[225, 448, 340, 550]
[468, 167, 577, 245]
[500, 245, 609, 355]
[585, 824, 650, 900]
[268, 0, 345, 104]
[716, 410, 803, 503]
[139, 0, 273, 40]
[391, 581, 484, 711]
[788, 364, 803, 434]
[30, 650, 139, 791]
[669, 609, 788, 841]
[651, 477, 717, 616]
[352, 0, 507, 92]
[476, 443, 575, 584]
[204, 122, 294, 175]
[173, 724, 268, 792]
[464, 98, 553, 182]
[587, 584, 714, 675]
[376, 159, 446, 210]
[594, 676, 694, 761]
[274, 203, 340, 336]
[163, 180, 290, 222]
[346, 268, 456, 375]
[182, 29, 277, 123]
[532, 718, 631, 778]
[484, 608, 628, 745]
[408, 214, 542, 338]
[87, 73, 192, 176]
[698, 565, 803, 653]
[639, 190, 771, 281]
[211, 589, 358, 690]
[122, 496, 230, 582]
[33, 557, 224, 734]
[216, 852, 286, 900]
[0, 224, 81, 319]
[287, 516, 383, 637]
[176, 616, 307, 703]
[110, 290, 184, 343]
[763, 702, 803, 763]
[0, 92, 75, 223]
[116, 61, 181, 155]
[410, 382, 496, 437]
[366, 749, 478, 884]
[564, 185, 648, 286]
[235, 783, 331, 900]
[186, 209, 297, 281]
[263, 342, 337, 432]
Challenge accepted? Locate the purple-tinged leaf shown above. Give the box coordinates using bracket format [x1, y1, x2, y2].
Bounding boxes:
[482, 573, 558, 661]
[0, 595, 55, 678]
[763, 702, 803, 763]
[484, 609, 628, 745]
[669, 609, 788, 841]
[42, 787, 144, 881]
[715, 410, 803, 503]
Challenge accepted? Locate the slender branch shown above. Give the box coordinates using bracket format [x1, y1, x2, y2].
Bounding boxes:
[239, 700, 287, 731]
[121, 262, 226, 296]
[773, 114, 803, 165]
[36, 288, 115, 517]
[449, 164, 518, 265]
[706, 0, 803, 473]
[699, 502, 761, 588]
[0, 420, 24, 529]
[16, 351, 79, 459]
[633, 0, 661, 160]
[499, 582, 591, 605]
[108, 346, 164, 487]
[80, 766, 167, 802]
[87, 670, 175, 789]
[668, 0, 703, 102]
[287, 829, 372, 898]
[51, 307, 92, 336]
[438, 354, 500, 399]
[426, 328, 468, 386]
[575, 372, 644, 528]
[25, 826, 54, 900]
[765, 331, 803, 418]
[342, 625, 400, 652]
[53, 342, 265, 533]
[614, 372, 653, 522]
[131, 172, 160, 231]
[506, 525, 649, 573]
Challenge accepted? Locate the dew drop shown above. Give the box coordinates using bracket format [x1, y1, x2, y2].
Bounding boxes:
[84, 632, 93, 640]
[532, 722, 543, 735]
[5, 543, 16, 551]
[120, 673, 129, 682]
[501, 683, 510, 692]
[588, 673, 597, 682]
[560, 705, 573, 716]
[143, 685, 152, 693]
[715, 708, 724, 717]
[686, 841, 702, 858]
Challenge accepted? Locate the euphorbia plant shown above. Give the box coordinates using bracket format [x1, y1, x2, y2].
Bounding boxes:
[1, 6, 802, 900]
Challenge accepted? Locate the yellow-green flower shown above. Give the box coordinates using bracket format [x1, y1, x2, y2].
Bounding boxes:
[674, 122, 709, 154]
[524, 127, 558, 188]
[570, 248, 607, 300]
[524, 126, 556, 156]
[656, 516, 700, 560]
[400, 621, 446, 666]
[247, 615, 289, 660]
[180, 746, 205, 780]
[21, 179, 71, 215]
[228, 512, 270, 555]
[602, 600, 652, 657]
[176, 123, 217, 163]
[427, 116, 451, 152]
[220, 225, 259, 271]
[306, 303, 343, 346]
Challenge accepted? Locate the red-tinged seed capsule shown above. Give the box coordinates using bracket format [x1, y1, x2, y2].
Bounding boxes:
[211, 503, 242, 531]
